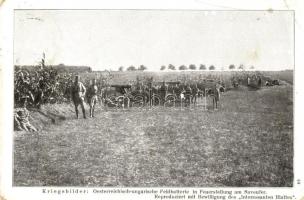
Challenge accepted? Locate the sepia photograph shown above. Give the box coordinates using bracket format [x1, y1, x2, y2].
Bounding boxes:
[12, 10, 294, 187]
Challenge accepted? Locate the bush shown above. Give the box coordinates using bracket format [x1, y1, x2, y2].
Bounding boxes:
[199, 64, 206, 70]
[189, 64, 196, 70]
[179, 65, 188, 70]
[209, 65, 215, 70]
[127, 66, 136, 71]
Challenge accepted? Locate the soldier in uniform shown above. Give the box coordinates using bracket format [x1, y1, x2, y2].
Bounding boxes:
[159, 81, 167, 106]
[14, 96, 37, 132]
[247, 76, 251, 86]
[212, 84, 221, 110]
[71, 75, 86, 119]
[191, 84, 198, 104]
[257, 76, 262, 87]
[184, 84, 192, 106]
[87, 79, 98, 118]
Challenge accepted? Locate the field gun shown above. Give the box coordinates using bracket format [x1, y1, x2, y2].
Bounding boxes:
[109, 84, 132, 94]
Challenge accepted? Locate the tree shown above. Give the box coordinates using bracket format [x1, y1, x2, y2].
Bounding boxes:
[138, 65, 147, 71]
[189, 64, 196, 70]
[229, 64, 235, 70]
[250, 66, 255, 70]
[168, 64, 176, 70]
[238, 64, 244, 70]
[179, 65, 188, 70]
[160, 65, 166, 70]
[118, 66, 124, 71]
[127, 65, 136, 71]
[199, 64, 206, 70]
[209, 65, 215, 70]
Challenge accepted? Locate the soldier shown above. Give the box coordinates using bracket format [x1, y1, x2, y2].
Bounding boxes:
[71, 75, 86, 119]
[212, 84, 221, 110]
[87, 79, 98, 118]
[159, 81, 167, 106]
[184, 84, 192, 106]
[191, 84, 198, 104]
[257, 76, 262, 87]
[247, 76, 251, 86]
[14, 96, 37, 132]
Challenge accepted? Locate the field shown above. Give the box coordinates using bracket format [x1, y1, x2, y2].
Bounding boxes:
[262, 70, 294, 85]
[13, 71, 293, 187]
[79, 70, 293, 85]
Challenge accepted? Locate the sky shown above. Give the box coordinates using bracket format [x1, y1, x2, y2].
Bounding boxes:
[14, 10, 294, 71]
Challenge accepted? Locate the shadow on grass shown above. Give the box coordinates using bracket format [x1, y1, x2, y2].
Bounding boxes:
[29, 108, 66, 124]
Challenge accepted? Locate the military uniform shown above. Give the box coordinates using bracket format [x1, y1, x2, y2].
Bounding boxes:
[88, 84, 98, 117]
[14, 107, 37, 132]
[72, 82, 86, 102]
[212, 85, 220, 110]
[159, 84, 167, 105]
[184, 86, 192, 105]
[72, 80, 87, 118]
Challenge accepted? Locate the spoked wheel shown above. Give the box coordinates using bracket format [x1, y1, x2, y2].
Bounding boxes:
[164, 94, 176, 107]
[116, 96, 130, 108]
[132, 94, 145, 107]
[151, 94, 161, 106]
[105, 95, 118, 107]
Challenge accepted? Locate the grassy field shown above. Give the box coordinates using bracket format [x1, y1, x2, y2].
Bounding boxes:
[262, 70, 293, 85]
[13, 75, 293, 187]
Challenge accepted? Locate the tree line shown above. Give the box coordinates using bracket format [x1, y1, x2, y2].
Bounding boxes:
[117, 64, 255, 71]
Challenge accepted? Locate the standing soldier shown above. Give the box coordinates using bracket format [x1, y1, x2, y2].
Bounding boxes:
[88, 79, 98, 118]
[257, 75, 262, 88]
[212, 84, 221, 110]
[191, 84, 198, 104]
[184, 84, 192, 106]
[71, 75, 86, 119]
[160, 81, 167, 106]
[247, 76, 251, 86]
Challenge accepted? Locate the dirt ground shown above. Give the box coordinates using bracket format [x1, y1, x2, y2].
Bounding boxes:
[13, 83, 293, 187]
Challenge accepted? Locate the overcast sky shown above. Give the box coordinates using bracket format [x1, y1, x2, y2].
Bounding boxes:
[14, 10, 294, 71]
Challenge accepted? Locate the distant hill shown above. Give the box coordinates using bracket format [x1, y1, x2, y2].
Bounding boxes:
[15, 64, 92, 73]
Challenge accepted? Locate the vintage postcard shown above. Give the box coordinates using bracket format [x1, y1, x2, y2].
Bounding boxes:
[1, 0, 304, 200]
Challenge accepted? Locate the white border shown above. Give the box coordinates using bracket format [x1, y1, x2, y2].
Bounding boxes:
[1, 0, 304, 200]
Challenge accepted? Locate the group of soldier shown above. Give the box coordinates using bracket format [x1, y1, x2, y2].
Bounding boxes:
[14, 75, 98, 131]
[71, 76, 197, 119]
[14, 74, 222, 132]
[70, 75, 222, 119]
[71, 75, 99, 119]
